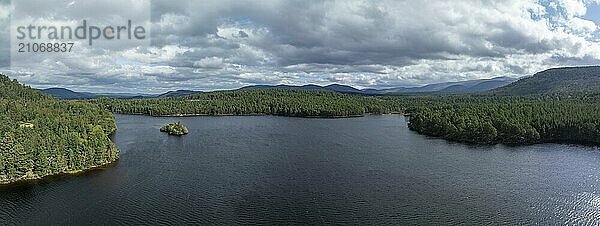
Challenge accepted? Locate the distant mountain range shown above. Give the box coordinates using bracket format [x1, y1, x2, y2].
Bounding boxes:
[41, 76, 517, 100]
[40, 88, 97, 100]
[492, 66, 600, 95]
[241, 77, 517, 95]
[39, 88, 158, 100]
[156, 90, 203, 98]
[240, 84, 365, 93]
[364, 77, 517, 94]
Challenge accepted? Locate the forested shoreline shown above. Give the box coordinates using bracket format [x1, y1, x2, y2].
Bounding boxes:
[90, 89, 407, 117]
[90, 89, 600, 146]
[2, 69, 600, 185]
[0, 75, 119, 185]
[406, 94, 600, 145]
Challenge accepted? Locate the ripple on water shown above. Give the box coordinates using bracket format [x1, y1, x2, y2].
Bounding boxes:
[1, 115, 600, 224]
[563, 192, 600, 225]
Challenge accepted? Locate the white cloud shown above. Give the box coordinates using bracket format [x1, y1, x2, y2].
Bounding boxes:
[0, 3, 10, 19]
[569, 17, 598, 33]
[194, 57, 224, 69]
[560, 0, 588, 16]
[120, 45, 191, 63]
[3, 0, 600, 93]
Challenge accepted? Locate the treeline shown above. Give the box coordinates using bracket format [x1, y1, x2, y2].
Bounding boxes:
[91, 89, 407, 117]
[90, 88, 600, 146]
[0, 75, 119, 184]
[407, 95, 600, 145]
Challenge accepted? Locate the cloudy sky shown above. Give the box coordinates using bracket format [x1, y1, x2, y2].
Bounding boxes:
[1, 0, 600, 93]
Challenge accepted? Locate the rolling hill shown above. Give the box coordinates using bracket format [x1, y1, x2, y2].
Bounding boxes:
[40, 76, 517, 100]
[157, 90, 202, 98]
[40, 88, 97, 100]
[239, 84, 362, 93]
[240, 77, 516, 95]
[492, 66, 600, 95]
[40, 88, 159, 99]
[365, 77, 517, 94]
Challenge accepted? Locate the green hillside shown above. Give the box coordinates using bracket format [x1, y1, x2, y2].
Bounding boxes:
[0, 75, 119, 184]
[492, 66, 600, 95]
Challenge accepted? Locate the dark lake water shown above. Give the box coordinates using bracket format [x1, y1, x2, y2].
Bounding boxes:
[1, 115, 600, 225]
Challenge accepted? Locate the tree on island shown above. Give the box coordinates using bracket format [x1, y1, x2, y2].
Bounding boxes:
[160, 121, 189, 136]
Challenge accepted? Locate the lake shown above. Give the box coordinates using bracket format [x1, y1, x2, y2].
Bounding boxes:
[1, 115, 599, 224]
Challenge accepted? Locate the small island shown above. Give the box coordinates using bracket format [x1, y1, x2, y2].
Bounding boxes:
[160, 121, 189, 136]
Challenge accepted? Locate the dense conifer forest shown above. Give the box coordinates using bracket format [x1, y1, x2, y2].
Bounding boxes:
[406, 94, 600, 145]
[90, 89, 406, 117]
[90, 89, 600, 146]
[0, 75, 119, 184]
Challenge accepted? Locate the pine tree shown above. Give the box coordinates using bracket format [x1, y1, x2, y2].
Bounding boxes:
[15, 144, 33, 177]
